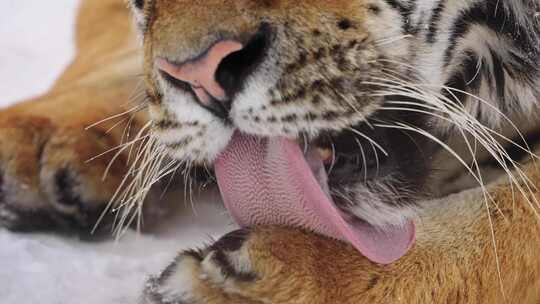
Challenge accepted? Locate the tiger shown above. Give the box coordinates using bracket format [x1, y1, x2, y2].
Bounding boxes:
[2, 0, 540, 303]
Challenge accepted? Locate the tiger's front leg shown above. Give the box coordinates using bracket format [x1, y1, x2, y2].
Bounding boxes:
[0, 69, 152, 235]
[0, 0, 154, 236]
[142, 168, 540, 304]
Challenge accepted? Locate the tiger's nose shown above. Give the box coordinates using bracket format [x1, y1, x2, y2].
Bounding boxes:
[156, 40, 243, 106]
[156, 26, 270, 120]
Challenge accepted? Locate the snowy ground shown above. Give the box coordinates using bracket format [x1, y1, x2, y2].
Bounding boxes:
[0, 2, 234, 303]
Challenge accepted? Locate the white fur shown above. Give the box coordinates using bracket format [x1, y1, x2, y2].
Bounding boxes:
[336, 179, 418, 229]
[155, 73, 234, 162]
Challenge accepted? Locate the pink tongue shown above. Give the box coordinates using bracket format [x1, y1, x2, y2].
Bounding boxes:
[215, 132, 415, 264]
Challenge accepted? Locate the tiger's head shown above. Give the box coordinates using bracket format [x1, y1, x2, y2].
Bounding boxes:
[127, 0, 540, 263]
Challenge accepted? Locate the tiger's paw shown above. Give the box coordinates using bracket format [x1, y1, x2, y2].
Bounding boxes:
[0, 111, 138, 237]
[142, 227, 380, 304]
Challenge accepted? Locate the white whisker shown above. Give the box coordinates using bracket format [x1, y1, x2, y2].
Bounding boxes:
[347, 127, 388, 157]
[85, 103, 147, 131]
[354, 137, 368, 182]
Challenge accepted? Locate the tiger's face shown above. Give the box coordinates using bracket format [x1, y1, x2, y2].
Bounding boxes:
[128, 0, 466, 263]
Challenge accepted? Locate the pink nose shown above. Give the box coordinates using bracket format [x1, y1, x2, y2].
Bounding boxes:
[156, 40, 243, 106]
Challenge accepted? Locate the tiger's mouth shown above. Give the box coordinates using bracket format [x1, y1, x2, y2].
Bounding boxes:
[153, 24, 425, 264]
[214, 130, 416, 265]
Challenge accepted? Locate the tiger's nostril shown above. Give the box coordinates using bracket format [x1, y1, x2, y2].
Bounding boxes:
[156, 25, 271, 120]
[215, 25, 270, 100]
[156, 40, 243, 120]
[156, 40, 243, 100]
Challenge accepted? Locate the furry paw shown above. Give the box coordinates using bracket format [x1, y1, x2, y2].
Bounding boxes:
[0, 104, 146, 237]
[141, 227, 383, 304]
[142, 229, 261, 304]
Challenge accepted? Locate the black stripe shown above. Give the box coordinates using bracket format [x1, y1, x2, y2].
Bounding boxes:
[383, 0, 418, 34]
[383, 0, 407, 12]
[481, 128, 540, 169]
[489, 48, 507, 105]
[443, 50, 481, 105]
[461, 50, 483, 93]
[426, 0, 446, 43]
[442, 48, 519, 120]
[444, 2, 535, 66]
[444, 70, 466, 105]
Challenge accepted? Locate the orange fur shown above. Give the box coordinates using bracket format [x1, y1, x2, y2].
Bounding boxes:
[3, 1, 540, 302]
[0, 0, 147, 231]
[146, 163, 539, 303]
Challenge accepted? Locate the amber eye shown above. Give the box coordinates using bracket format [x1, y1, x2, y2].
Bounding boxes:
[133, 0, 144, 9]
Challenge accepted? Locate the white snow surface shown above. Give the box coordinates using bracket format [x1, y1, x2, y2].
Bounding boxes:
[0, 2, 234, 303]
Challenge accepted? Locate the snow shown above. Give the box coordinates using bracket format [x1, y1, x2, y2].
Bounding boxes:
[0, 0, 79, 105]
[0, 193, 234, 304]
[0, 2, 234, 303]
